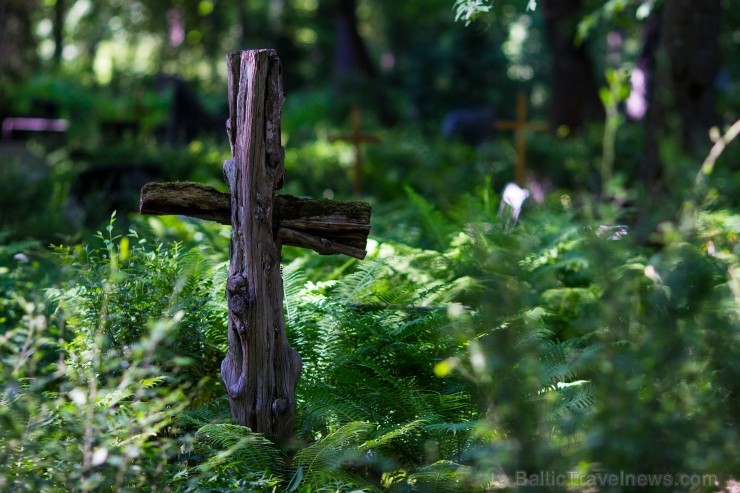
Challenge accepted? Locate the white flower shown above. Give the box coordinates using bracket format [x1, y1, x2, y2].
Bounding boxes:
[499, 182, 530, 224]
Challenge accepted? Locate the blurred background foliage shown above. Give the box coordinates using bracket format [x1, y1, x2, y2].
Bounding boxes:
[1, 0, 739, 491]
[1, 0, 739, 238]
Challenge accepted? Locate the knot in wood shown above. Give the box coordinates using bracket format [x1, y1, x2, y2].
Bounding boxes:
[272, 397, 290, 415]
[227, 274, 252, 317]
[226, 274, 248, 294]
[229, 292, 251, 318]
[226, 374, 246, 399]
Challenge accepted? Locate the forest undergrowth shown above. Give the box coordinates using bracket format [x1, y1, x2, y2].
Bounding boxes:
[0, 123, 738, 492]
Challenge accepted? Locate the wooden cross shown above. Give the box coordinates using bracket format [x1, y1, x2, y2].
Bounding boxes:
[139, 50, 372, 443]
[331, 106, 381, 196]
[494, 92, 549, 185]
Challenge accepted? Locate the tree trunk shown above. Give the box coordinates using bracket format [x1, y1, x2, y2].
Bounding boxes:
[53, 0, 65, 66]
[660, 0, 721, 152]
[333, 0, 376, 81]
[0, 0, 6, 70]
[639, 0, 721, 230]
[541, 0, 603, 132]
[0, 0, 38, 83]
[220, 50, 301, 442]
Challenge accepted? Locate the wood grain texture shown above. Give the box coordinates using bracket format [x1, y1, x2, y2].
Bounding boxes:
[220, 50, 301, 442]
[139, 182, 371, 259]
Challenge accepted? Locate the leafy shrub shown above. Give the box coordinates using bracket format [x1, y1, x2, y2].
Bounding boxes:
[48, 215, 227, 402]
[423, 190, 739, 489]
[1, 259, 193, 492]
[1, 216, 235, 491]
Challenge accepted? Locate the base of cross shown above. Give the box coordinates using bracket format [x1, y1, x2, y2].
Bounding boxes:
[140, 181, 371, 259]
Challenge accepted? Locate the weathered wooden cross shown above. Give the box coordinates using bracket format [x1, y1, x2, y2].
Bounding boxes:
[331, 106, 381, 196]
[494, 91, 549, 185]
[139, 50, 372, 443]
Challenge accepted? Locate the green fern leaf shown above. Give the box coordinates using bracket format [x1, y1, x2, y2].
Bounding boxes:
[335, 261, 385, 303]
[405, 460, 475, 493]
[404, 186, 456, 250]
[291, 421, 373, 486]
[361, 419, 425, 449]
[194, 423, 282, 472]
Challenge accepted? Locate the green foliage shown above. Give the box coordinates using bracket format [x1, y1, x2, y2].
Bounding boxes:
[0, 239, 53, 330]
[279, 244, 482, 489]
[576, 0, 657, 45]
[47, 215, 227, 402]
[453, 0, 538, 26]
[2, 1, 738, 490]
[2, 177, 738, 491]
[1, 275, 192, 491]
[282, 121, 512, 208]
[453, 0, 493, 26]
[429, 192, 739, 487]
[0, 143, 75, 241]
[0, 218, 233, 491]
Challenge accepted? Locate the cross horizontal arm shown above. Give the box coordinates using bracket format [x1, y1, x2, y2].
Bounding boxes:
[140, 182, 371, 259]
[140, 181, 231, 224]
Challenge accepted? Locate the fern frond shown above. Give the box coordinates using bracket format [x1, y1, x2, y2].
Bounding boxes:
[374, 285, 415, 306]
[405, 460, 476, 493]
[283, 257, 309, 327]
[361, 419, 425, 450]
[298, 382, 386, 428]
[342, 360, 430, 419]
[553, 380, 594, 412]
[405, 187, 457, 250]
[335, 261, 385, 303]
[423, 421, 476, 436]
[178, 397, 230, 429]
[291, 421, 373, 486]
[194, 423, 283, 472]
[412, 279, 470, 306]
[539, 340, 575, 382]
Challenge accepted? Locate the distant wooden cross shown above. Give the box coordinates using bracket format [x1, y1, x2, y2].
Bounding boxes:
[139, 50, 372, 443]
[331, 106, 381, 196]
[494, 92, 549, 185]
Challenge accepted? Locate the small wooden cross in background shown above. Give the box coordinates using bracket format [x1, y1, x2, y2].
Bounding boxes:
[494, 91, 549, 185]
[139, 50, 372, 443]
[331, 106, 381, 196]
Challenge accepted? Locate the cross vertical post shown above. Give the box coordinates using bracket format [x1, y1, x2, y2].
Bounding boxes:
[494, 92, 549, 185]
[138, 50, 372, 444]
[332, 106, 381, 196]
[220, 49, 301, 443]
